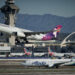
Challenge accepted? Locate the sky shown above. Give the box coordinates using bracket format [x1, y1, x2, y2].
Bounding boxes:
[0, 0, 75, 17]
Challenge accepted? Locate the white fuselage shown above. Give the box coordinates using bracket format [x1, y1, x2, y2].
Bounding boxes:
[34, 52, 47, 57]
[0, 24, 32, 37]
[60, 59, 75, 66]
[21, 58, 71, 67]
[52, 52, 75, 57]
[0, 24, 45, 40]
[27, 34, 45, 40]
[9, 53, 25, 57]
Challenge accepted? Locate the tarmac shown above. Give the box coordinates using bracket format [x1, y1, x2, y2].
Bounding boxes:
[0, 64, 75, 75]
[0, 73, 75, 75]
[0, 59, 75, 75]
[0, 68, 75, 75]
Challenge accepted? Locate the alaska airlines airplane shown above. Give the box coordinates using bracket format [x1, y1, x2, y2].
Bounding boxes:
[21, 58, 71, 68]
[24, 48, 32, 56]
[10, 47, 47, 57]
[48, 47, 64, 57]
[0, 23, 62, 43]
[10, 48, 32, 57]
[48, 47, 75, 57]
[24, 48, 47, 57]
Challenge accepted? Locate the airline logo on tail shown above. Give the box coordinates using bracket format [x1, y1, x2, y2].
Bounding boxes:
[42, 25, 62, 40]
[48, 47, 54, 56]
[24, 48, 31, 56]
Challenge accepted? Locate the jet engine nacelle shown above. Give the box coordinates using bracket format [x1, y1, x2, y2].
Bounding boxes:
[13, 32, 25, 37]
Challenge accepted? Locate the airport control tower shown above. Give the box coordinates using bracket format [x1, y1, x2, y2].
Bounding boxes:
[0, 0, 19, 45]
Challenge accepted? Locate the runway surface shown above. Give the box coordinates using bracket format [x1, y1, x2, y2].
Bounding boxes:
[0, 73, 75, 75]
[0, 65, 75, 75]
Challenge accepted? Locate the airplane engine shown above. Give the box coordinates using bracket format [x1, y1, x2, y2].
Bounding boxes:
[13, 32, 25, 37]
[17, 32, 25, 37]
[14, 32, 28, 43]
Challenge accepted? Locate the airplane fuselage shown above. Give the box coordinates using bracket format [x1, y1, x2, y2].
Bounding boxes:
[21, 58, 71, 68]
[0, 24, 31, 37]
[0, 23, 62, 42]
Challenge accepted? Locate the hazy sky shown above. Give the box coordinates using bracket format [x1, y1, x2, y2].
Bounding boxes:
[0, 0, 75, 17]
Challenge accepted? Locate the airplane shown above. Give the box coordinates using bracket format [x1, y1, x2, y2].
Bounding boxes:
[33, 52, 48, 57]
[24, 48, 32, 56]
[48, 47, 64, 57]
[9, 47, 47, 57]
[0, 23, 62, 43]
[48, 47, 75, 57]
[9, 47, 32, 57]
[24, 47, 47, 57]
[27, 25, 62, 41]
[21, 58, 71, 68]
[60, 59, 75, 66]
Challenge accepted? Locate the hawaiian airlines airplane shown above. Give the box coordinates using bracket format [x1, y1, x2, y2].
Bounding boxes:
[27, 25, 62, 40]
[0, 23, 62, 43]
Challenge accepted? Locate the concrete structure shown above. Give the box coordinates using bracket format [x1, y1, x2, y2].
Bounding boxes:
[0, 46, 11, 52]
[0, 0, 19, 46]
[61, 32, 75, 47]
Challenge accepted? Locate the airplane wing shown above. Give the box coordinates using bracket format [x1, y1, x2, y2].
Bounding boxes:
[53, 60, 71, 68]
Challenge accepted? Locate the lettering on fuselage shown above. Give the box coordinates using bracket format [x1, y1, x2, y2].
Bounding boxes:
[32, 61, 46, 66]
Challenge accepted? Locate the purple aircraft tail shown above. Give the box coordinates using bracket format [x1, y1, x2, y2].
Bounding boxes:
[42, 25, 62, 40]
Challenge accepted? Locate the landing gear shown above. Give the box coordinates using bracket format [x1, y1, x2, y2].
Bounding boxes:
[55, 65, 59, 68]
[24, 37, 29, 43]
[15, 37, 29, 45]
[15, 38, 20, 44]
